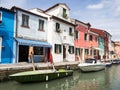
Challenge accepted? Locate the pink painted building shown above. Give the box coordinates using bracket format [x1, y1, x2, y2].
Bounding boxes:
[114, 41, 120, 58]
[74, 20, 99, 62]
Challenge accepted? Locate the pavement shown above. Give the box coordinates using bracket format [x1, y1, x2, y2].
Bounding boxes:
[0, 61, 79, 71]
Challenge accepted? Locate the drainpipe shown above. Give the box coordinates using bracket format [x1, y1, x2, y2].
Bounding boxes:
[15, 9, 18, 63]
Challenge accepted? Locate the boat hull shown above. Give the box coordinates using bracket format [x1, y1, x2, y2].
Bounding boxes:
[78, 63, 105, 72]
[9, 70, 73, 83]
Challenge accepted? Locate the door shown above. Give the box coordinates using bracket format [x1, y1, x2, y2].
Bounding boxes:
[19, 45, 29, 62]
[63, 45, 66, 60]
[0, 37, 2, 63]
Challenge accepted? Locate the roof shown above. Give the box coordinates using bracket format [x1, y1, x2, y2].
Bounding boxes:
[51, 15, 75, 26]
[75, 19, 91, 27]
[90, 28, 112, 37]
[45, 3, 70, 12]
[0, 7, 15, 13]
[90, 28, 110, 38]
[11, 6, 48, 19]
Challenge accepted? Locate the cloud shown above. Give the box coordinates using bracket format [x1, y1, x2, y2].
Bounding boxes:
[87, 3, 104, 10]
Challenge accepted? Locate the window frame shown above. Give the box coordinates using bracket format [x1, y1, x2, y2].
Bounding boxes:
[55, 44, 62, 54]
[69, 46, 74, 54]
[75, 30, 78, 39]
[75, 48, 80, 56]
[56, 23, 61, 32]
[89, 35, 93, 41]
[38, 19, 44, 31]
[34, 47, 44, 55]
[95, 36, 98, 42]
[84, 33, 87, 41]
[63, 8, 67, 18]
[0, 12, 2, 23]
[85, 49, 89, 55]
[21, 14, 29, 28]
[69, 27, 73, 36]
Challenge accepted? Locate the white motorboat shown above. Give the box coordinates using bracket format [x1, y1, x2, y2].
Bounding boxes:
[78, 58, 106, 72]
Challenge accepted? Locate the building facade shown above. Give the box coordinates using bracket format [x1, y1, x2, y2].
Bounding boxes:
[0, 7, 15, 64]
[74, 20, 99, 62]
[12, 6, 52, 63]
[44, 3, 75, 62]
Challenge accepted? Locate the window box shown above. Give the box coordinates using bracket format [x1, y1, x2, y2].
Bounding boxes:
[56, 29, 61, 33]
[70, 33, 74, 36]
[63, 14, 68, 19]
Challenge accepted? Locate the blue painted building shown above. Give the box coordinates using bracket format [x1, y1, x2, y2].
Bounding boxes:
[0, 7, 15, 64]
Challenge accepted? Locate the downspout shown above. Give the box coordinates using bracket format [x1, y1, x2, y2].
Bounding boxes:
[15, 9, 18, 63]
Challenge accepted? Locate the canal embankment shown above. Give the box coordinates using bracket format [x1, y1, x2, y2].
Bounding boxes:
[0, 61, 79, 82]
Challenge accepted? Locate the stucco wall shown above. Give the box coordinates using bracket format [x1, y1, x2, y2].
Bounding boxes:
[0, 9, 14, 63]
[17, 10, 47, 41]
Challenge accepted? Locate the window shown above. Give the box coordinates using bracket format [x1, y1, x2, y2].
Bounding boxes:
[89, 35, 93, 41]
[75, 48, 80, 55]
[22, 14, 29, 27]
[55, 44, 62, 54]
[63, 8, 67, 18]
[0, 12, 2, 23]
[34, 47, 44, 55]
[85, 49, 89, 55]
[95, 37, 98, 42]
[38, 19, 44, 31]
[94, 50, 96, 55]
[56, 23, 61, 32]
[75, 31, 78, 39]
[68, 46, 74, 54]
[84, 33, 87, 41]
[90, 49, 92, 55]
[69, 27, 73, 36]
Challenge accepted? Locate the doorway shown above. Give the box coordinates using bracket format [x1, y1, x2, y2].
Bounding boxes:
[19, 45, 29, 62]
[63, 45, 66, 60]
[0, 37, 2, 63]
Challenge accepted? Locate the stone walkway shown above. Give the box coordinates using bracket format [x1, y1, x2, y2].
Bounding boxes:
[0, 61, 79, 81]
[0, 61, 79, 71]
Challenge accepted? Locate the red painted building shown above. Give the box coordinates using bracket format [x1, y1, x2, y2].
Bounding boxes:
[74, 20, 99, 62]
[90, 28, 110, 60]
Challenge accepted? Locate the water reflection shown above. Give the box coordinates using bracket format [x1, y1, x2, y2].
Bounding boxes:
[1, 65, 120, 90]
[73, 70, 107, 90]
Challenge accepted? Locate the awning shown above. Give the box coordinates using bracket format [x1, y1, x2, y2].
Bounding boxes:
[16, 38, 52, 48]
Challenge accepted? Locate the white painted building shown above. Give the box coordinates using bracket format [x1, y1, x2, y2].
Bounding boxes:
[30, 3, 75, 63]
[12, 6, 52, 63]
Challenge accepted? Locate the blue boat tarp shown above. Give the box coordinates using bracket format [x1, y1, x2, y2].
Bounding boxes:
[16, 38, 52, 48]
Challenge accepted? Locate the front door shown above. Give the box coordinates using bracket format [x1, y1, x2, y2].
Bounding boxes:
[63, 45, 66, 60]
[0, 37, 2, 63]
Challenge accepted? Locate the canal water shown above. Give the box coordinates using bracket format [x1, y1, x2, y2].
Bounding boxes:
[1, 65, 120, 90]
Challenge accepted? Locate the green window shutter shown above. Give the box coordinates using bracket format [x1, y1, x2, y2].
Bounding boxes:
[78, 48, 80, 55]
[75, 31, 78, 39]
[54, 44, 57, 53]
[72, 46, 74, 53]
[63, 8, 66, 17]
[59, 45, 61, 53]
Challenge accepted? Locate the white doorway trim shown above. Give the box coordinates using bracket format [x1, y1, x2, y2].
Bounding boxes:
[0, 37, 2, 63]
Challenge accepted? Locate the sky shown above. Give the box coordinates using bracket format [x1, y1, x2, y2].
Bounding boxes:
[0, 0, 120, 41]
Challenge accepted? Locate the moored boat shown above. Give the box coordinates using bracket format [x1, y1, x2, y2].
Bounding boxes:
[112, 59, 120, 64]
[105, 62, 112, 67]
[9, 69, 73, 83]
[78, 58, 106, 72]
